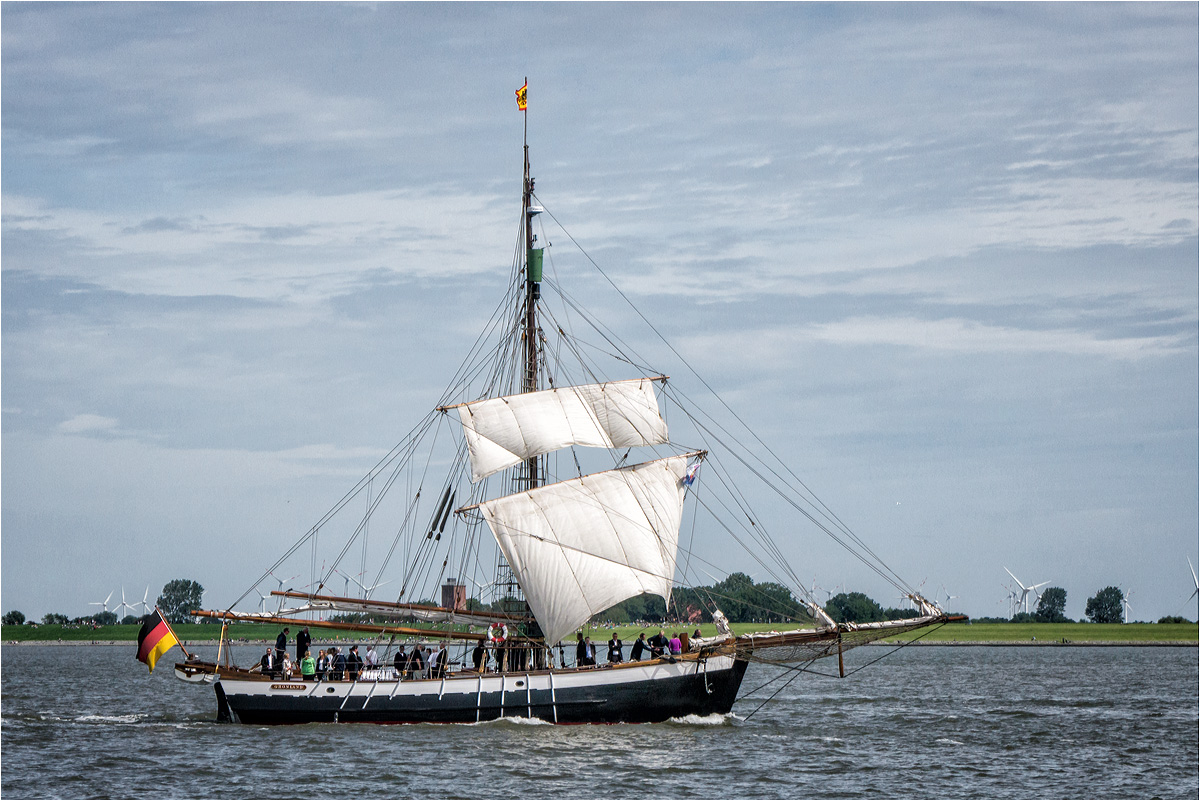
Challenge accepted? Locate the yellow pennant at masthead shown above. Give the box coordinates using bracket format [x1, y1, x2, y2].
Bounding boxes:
[516, 82, 528, 111]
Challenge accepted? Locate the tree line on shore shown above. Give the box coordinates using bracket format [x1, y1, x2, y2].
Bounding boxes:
[3, 576, 1193, 628]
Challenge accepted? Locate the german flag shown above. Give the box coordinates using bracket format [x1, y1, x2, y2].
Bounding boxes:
[136, 609, 180, 672]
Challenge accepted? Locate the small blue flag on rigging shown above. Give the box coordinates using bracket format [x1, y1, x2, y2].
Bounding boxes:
[684, 462, 701, 487]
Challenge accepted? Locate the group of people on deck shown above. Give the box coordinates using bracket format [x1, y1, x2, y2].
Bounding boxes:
[259, 626, 454, 681]
[576, 628, 701, 667]
[259, 624, 706, 680]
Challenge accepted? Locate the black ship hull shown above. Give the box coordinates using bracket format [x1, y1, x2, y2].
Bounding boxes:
[211, 654, 748, 725]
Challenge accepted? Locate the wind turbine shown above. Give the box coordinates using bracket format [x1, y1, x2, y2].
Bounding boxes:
[270, 571, 300, 593]
[89, 591, 114, 616]
[255, 588, 271, 614]
[999, 583, 1018, 618]
[114, 587, 135, 620]
[343, 571, 393, 600]
[939, 585, 959, 609]
[1003, 567, 1050, 615]
[1188, 558, 1199, 604]
[1122, 591, 1134, 624]
[138, 586, 152, 615]
[333, 568, 364, 598]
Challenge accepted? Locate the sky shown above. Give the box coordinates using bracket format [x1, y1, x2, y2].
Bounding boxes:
[3, 2, 1197, 624]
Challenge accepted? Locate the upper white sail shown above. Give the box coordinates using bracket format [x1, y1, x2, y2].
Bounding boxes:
[454, 378, 668, 482]
[475, 454, 693, 646]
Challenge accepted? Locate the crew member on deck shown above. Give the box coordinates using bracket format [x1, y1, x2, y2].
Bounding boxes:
[393, 645, 408, 678]
[260, 647, 276, 677]
[330, 646, 346, 680]
[575, 632, 587, 667]
[275, 627, 290, 664]
[295, 626, 311, 662]
[300, 650, 316, 680]
[346, 645, 363, 680]
[607, 632, 624, 664]
[630, 632, 647, 661]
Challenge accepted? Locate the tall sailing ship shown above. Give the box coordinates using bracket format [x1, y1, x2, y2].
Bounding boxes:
[174, 89, 956, 725]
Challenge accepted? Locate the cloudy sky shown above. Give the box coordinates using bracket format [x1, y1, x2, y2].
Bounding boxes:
[3, 3, 1197, 623]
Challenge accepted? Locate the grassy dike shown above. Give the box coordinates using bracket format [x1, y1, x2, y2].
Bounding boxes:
[4, 620, 1196, 645]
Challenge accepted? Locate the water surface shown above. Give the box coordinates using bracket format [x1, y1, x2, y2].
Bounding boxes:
[2, 643, 1196, 798]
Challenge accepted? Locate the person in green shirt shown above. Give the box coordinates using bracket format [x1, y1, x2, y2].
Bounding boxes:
[300, 650, 316, 680]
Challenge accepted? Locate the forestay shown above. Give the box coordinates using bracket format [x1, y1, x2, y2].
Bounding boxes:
[475, 454, 693, 645]
[454, 378, 668, 482]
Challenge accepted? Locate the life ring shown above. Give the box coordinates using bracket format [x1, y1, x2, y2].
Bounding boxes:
[488, 623, 508, 643]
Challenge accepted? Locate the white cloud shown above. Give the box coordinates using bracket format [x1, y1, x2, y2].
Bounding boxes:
[804, 316, 1191, 360]
[56, 414, 119, 434]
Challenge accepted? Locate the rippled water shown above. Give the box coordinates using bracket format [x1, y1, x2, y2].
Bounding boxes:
[2, 643, 1196, 798]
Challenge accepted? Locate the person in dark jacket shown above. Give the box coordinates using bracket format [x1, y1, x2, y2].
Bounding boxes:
[575, 632, 587, 667]
[647, 629, 668, 658]
[346, 645, 363, 680]
[630, 632, 647, 661]
[295, 626, 311, 662]
[330, 647, 346, 680]
[275, 627, 290, 664]
[260, 647, 276, 677]
[607, 632, 624, 664]
[393, 645, 408, 678]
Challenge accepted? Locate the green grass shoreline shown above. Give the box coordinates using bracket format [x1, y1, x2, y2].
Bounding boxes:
[3, 620, 1196, 645]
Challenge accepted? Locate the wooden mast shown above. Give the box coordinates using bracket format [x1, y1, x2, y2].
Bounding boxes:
[516, 78, 546, 662]
[521, 76, 540, 492]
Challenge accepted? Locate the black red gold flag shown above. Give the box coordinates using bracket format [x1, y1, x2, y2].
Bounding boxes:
[136, 608, 180, 672]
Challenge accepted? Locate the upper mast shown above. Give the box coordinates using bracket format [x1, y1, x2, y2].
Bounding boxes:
[520, 77, 543, 493]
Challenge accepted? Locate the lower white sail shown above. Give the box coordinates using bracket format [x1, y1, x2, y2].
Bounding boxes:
[475, 454, 693, 645]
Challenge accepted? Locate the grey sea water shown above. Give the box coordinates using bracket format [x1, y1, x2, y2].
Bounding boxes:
[1, 643, 1196, 799]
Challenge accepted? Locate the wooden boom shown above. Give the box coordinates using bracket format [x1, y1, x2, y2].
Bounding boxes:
[269, 590, 531, 624]
[190, 609, 492, 642]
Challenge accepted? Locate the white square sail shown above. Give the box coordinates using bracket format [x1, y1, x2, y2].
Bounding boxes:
[454, 378, 669, 482]
[476, 454, 692, 646]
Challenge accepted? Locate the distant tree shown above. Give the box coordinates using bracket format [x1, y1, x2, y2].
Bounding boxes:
[91, 611, 118, 626]
[1035, 587, 1069, 623]
[1157, 615, 1191, 624]
[1010, 611, 1036, 623]
[157, 579, 205, 624]
[826, 592, 883, 624]
[41, 613, 69, 625]
[3, 610, 26, 625]
[120, 615, 141, 625]
[882, 607, 918, 620]
[1085, 586, 1124, 624]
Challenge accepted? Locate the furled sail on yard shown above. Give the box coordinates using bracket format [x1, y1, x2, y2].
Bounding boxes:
[471, 453, 696, 645]
[452, 377, 669, 482]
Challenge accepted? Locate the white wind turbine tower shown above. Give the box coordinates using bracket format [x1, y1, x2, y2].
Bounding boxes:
[345, 572, 393, 600]
[138, 586, 152, 615]
[1122, 590, 1134, 624]
[1188, 558, 1199, 607]
[999, 583, 1018, 618]
[1003, 567, 1050, 614]
[939, 585, 959, 609]
[255, 588, 271, 614]
[89, 591, 114, 616]
[268, 571, 299, 611]
[114, 587, 135, 620]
